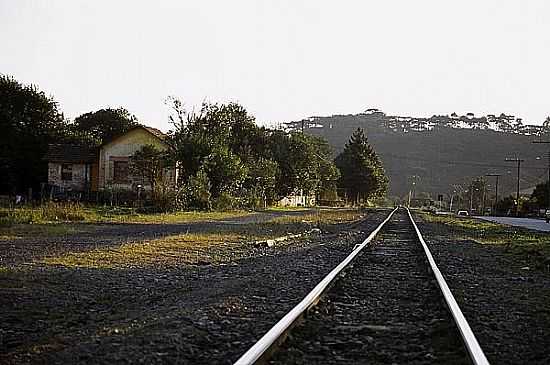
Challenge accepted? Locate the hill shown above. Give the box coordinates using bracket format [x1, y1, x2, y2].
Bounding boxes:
[285, 111, 550, 199]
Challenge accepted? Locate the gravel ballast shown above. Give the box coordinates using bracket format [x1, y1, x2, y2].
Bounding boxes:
[0, 210, 389, 364]
[416, 214, 550, 365]
[270, 210, 470, 364]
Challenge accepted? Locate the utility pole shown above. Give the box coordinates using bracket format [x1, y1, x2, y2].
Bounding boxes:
[532, 141, 550, 221]
[469, 187, 474, 213]
[412, 175, 419, 198]
[505, 158, 524, 217]
[486, 174, 500, 216]
[408, 175, 419, 207]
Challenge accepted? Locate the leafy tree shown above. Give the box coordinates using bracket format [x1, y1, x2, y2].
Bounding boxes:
[72, 107, 138, 145]
[0, 75, 69, 194]
[244, 157, 280, 207]
[266, 131, 338, 200]
[531, 181, 549, 208]
[335, 128, 388, 204]
[183, 167, 212, 210]
[496, 195, 518, 215]
[202, 146, 247, 198]
[542, 117, 550, 136]
[167, 97, 339, 208]
[129, 145, 168, 191]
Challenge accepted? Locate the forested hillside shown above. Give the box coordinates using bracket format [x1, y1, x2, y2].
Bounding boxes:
[286, 111, 550, 198]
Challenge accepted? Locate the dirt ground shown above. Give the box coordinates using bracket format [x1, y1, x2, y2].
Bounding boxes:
[1, 209, 549, 364]
[0, 208, 387, 364]
[416, 213, 550, 365]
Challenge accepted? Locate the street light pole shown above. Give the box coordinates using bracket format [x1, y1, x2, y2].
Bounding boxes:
[486, 174, 500, 216]
[505, 158, 524, 217]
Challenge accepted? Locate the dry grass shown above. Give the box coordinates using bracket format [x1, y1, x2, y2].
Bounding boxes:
[0, 202, 89, 225]
[41, 232, 261, 269]
[0, 223, 89, 240]
[0, 204, 252, 225]
[8, 207, 365, 270]
[91, 209, 251, 224]
[0, 205, 253, 238]
[419, 212, 550, 265]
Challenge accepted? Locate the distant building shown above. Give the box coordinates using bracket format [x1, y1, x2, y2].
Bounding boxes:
[45, 126, 176, 195]
[45, 144, 97, 192]
[277, 189, 315, 207]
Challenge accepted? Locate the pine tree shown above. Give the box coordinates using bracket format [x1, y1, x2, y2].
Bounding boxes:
[335, 128, 388, 204]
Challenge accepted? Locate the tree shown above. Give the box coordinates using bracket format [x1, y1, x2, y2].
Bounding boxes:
[72, 107, 138, 145]
[202, 146, 247, 198]
[183, 167, 212, 210]
[0, 75, 69, 194]
[243, 157, 279, 207]
[542, 117, 550, 136]
[167, 97, 338, 208]
[129, 145, 168, 191]
[531, 181, 549, 208]
[335, 128, 388, 204]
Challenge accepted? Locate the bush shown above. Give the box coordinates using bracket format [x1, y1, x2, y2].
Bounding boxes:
[213, 192, 240, 211]
[150, 180, 178, 213]
[181, 168, 212, 210]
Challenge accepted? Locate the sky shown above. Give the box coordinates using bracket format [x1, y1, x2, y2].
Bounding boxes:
[1, 0, 549, 131]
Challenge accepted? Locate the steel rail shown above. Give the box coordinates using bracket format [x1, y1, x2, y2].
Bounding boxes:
[405, 207, 490, 365]
[233, 207, 399, 365]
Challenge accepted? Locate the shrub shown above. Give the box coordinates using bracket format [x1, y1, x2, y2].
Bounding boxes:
[213, 192, 240, 211]
[182, 168, 212, 210]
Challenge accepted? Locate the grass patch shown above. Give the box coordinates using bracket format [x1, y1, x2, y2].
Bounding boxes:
[87, 207, 251, 224]
[0, 204, 252, 225]
[39, 209, 364, 269]
[0, 204, 253, 238]
[41, 232, 262, 269]
[0, 202, 90, 225]
[0, 223, 89, 239]
[418, 212, 550, 266]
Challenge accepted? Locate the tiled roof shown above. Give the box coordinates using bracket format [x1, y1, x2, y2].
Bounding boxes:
[102, 125, 167, 146]
[44, 144, 97, 163]
[141, 126, 166, 141]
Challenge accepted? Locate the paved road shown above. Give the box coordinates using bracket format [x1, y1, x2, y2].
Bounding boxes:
[476, 216, 550, 232]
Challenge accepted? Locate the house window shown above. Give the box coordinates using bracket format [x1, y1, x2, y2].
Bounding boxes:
[61, 164, 72, 181]
[113, 161, 129, 183]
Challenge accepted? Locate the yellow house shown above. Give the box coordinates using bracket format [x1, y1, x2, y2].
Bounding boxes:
[97, 126, 175, 190]
[47, 126, 176, 193]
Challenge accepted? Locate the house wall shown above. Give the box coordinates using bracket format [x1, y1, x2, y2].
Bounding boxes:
[277, 190, 316, 207]
[98, 128, 173, 190]
[48, 162, 89, 191]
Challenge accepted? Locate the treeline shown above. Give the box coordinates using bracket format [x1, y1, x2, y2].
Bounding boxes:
[149, 98, 343, 210]
[0, 75, 389, 209]
[288, 110, 550, 137]
[451, 176, 550, 216]
[0, 75, 140, 194]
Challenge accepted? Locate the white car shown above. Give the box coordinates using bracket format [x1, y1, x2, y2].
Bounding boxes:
[457, 210, 469, 216]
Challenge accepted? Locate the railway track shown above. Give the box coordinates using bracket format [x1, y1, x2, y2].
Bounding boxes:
[234, 207, 489, 365]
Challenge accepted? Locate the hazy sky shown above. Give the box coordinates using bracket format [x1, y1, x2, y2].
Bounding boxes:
[1, 0, 549, 131]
